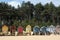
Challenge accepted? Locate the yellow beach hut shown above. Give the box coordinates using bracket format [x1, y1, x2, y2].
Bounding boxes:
[2, 25, 8, 35]
[26, 25, 31, 35]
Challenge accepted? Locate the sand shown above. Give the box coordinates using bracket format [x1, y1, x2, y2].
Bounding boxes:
[0, 35, 60, 40]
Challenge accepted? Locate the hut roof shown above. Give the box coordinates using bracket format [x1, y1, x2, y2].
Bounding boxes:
[33, 25, 40, 33]
[26, 25, 31, 33]
[56, 25, 60, 28]
[10, 25, 16, 30]
[55, 25, 60, 33]
[26, 25, 31, 28]
[18, 26, 23, 33]
[40, 26, 47, 32]
[50, 25, 55, 27]
[2, 25, 8, 32]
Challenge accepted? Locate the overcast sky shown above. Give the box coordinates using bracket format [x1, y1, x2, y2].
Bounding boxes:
[0, 0, 60, 8]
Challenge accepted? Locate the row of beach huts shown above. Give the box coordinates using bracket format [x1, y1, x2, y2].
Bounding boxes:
[0, 24, 60, 36]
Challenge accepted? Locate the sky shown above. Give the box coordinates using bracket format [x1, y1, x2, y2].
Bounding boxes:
[0, 0, 60, 8]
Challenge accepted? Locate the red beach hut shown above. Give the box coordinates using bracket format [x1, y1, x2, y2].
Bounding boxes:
[17, 26, 23, 35]
[10, 25, 16, 36]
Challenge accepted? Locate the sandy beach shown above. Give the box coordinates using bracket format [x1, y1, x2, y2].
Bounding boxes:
[0, 35, 60, 40]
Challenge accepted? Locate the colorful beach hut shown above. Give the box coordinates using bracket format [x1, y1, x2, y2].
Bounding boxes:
[33, 25, 40, 35]
[10, 25, 16, 36]
[40, 26, 50, 35]
[2, 25, 8, 35]
[26, 25, 31, 35]
[46, 25, 55, 34]
[55, 25, 60, 34]
[17, 26, 23, 36]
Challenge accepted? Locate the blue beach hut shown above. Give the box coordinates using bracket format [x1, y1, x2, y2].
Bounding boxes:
[33, 25, 40, 35]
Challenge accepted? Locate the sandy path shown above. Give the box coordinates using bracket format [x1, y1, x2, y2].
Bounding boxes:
[0, 35, 60, 40]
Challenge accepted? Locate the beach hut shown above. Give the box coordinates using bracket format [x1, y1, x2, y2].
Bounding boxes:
[55, 25, 60, 34]
[40, 26, 50, 35]
[2, 25, 8, 35]
[33, 25, 40, 35]
[26, 25, 31, 35]
[46, 25, 55, 34]
[10, 25, 16, 36]
[17, 26, 23, 36]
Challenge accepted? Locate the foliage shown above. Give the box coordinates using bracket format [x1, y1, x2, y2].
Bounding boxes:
[0, 2, 60, 28]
